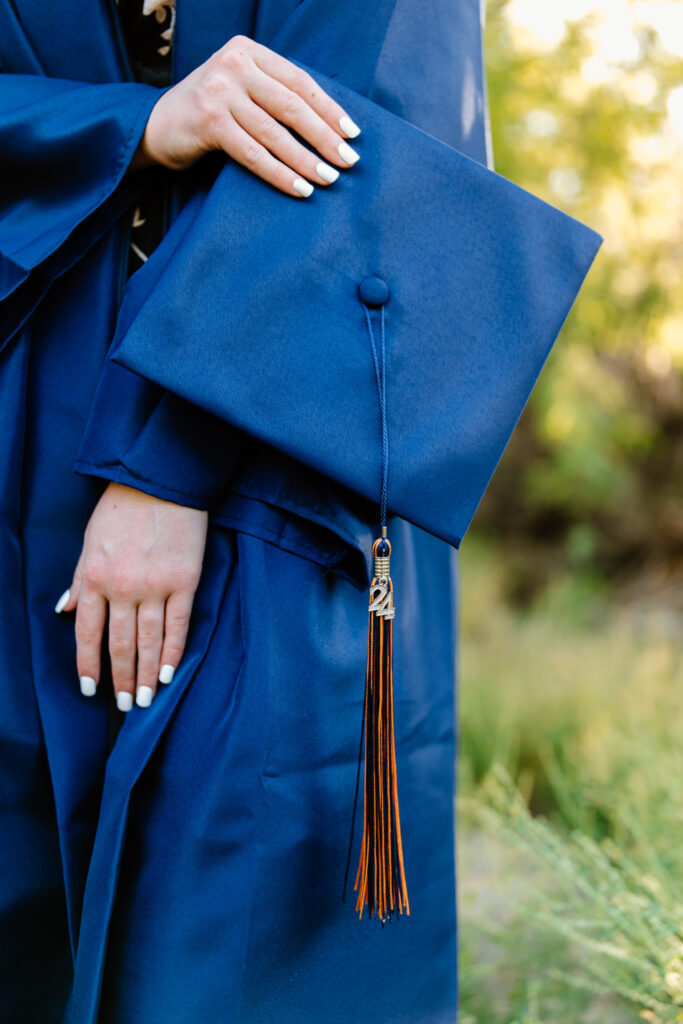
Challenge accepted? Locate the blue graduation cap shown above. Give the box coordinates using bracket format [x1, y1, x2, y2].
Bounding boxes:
[108, 64, 602, 552]
[105, 62, 602, 922]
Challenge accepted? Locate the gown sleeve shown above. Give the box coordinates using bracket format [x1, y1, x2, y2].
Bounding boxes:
[0, 72, 244, 509]
[72, 356, 246, 510]
[0, 74, 161, 347]
[78, 60, 603, 548]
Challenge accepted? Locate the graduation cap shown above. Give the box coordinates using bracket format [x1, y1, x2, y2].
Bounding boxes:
[107, 62, 602, 923]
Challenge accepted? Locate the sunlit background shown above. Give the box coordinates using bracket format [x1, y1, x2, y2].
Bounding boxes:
[458, 1, 683, 1020]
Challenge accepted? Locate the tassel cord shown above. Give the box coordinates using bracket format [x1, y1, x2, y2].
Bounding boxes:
[343, 297, 409, 923]
[362, 303, 388, 530]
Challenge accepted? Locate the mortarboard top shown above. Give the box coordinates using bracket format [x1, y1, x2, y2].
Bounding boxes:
[109, 61, 603, 550]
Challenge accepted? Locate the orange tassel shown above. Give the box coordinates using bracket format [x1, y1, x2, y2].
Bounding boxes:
[353, 534, 410, 923]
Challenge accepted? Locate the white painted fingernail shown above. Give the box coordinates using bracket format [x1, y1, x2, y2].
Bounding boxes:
[116, 691, 134, 712]
[293, 177, 314, 197]
[158, 663, 175, 685]
[80, 676, 97, 697]
[136, 685, 154, 708]
[316, 161, 339, 184]
[54, 589, 70, 613]
[339, 114, 361, 138]
[337, 140, 359, 165]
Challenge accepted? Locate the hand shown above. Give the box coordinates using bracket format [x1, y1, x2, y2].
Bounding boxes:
[56, 482, 208, 711]
[129, 34, 362, 197]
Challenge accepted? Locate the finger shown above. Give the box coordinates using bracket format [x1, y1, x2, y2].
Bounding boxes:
[159, 589, 195, 685]
[216, 114, 317, 197]
[243, 71, 357, 174]
[232, 97, 340, 186]
[75, 586, 107, 696]
[56, 550, 85, 613]
[135, 599, 164, 708]
[108, 600, 138, 711]
[242, 39, 362, 139]
[55, 584, 73, 614]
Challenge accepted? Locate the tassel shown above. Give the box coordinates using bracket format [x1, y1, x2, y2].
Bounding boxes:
[353, 530, 410, 922]
[343, 283, 409, 923]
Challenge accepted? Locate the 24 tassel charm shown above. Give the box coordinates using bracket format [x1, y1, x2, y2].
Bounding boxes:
[353, 533, 410, 922]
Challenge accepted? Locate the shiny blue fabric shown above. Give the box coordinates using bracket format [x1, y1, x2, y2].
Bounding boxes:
[0, 1, 601, 1022]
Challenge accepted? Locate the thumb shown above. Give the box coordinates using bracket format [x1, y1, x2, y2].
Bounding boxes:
[54, 549, 84, 614]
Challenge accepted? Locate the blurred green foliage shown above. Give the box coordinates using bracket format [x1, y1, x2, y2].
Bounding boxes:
[457, 7, 683, 1017]
[457, 538, 683, 1023]
[475, 0, 683, 597]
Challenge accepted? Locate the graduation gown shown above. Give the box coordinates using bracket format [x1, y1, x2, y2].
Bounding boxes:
[0, 2, 601, 1021]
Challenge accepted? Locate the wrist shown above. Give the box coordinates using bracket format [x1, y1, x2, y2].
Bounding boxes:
[129, 135, 157, 171]
[127, 89, 172, 172]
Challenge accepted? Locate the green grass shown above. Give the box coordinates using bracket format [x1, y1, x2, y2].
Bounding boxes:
[457, 537, 683, 1024]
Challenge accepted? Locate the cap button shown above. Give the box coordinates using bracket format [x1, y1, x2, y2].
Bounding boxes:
[359, 276, 390, 307]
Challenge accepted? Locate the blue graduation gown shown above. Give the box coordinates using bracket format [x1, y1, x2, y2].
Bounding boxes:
[0, 2, 600, 1021]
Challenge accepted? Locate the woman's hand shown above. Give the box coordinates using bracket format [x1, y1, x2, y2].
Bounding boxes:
[56, 482, 208, 712]
[130, 34, 361, 196]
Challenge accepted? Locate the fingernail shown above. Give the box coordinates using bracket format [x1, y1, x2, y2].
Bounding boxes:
[337, 140, 359, 165]
[316, 161, 339, 184]
[80, 676, 97, 697]
[293, 177, 314, 197]
[54, 589, 70, 613]
[159, 663, 175, 685]
[339, 114, 361, 138]
[116, 691, 134, 712]
[136, 685, 154, 708]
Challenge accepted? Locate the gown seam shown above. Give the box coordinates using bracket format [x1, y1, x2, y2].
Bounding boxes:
[229, 480, 369, 551]
[211, 509, 345, 563]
